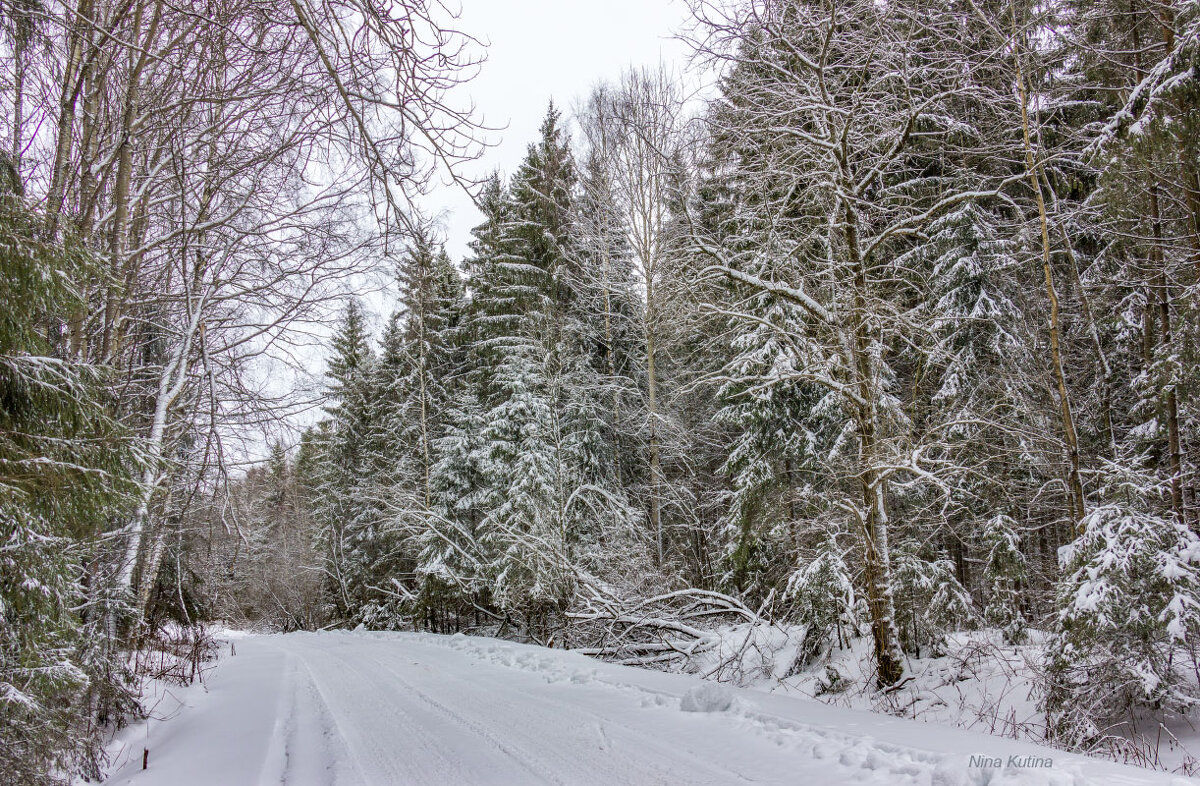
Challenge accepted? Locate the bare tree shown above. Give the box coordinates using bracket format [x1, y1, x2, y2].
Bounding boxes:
[5, 0, 487, 634]
[579, 65, 689, 566]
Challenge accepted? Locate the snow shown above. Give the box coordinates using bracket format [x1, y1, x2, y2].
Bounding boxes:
[93, 630, 1196, 786]
[680, 682, 735, 713]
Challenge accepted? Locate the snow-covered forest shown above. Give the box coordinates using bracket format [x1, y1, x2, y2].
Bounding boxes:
[2, 0, 1200, 782]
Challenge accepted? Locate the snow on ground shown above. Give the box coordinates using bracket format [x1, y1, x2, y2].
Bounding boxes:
[96, 630, 1193, 786]
[627, 620, 1198, 776]
[754, 630, 1199, 776]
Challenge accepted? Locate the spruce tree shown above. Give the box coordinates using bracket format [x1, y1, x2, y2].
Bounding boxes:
[714, 290, 838, 601]
[311, 300, 384, 623]
[476, 348, 572, 630]
[982, 515, 1029, 645]
[417, 388, 489, 622]
[1045, 505, 1200, 746]
[573, 148, 644, 486]
[0, 190, 136, 783]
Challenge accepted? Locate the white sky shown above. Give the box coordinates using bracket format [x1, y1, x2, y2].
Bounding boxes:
[423, 0, 694, 262]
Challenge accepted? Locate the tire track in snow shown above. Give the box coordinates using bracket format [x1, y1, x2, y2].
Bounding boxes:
[354, 650, 571, 785]
[367, 637, 762, 785]
[284, 635, 553, 785]
[271, 653, 356, 785]
[286, 638, 478, 784]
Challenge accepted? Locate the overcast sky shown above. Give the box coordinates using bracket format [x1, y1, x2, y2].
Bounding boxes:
[262, 0, 701, 452]
[423, 0, 694, 262]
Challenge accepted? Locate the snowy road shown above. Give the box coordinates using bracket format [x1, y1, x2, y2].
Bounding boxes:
[100, 631, 1188, 786]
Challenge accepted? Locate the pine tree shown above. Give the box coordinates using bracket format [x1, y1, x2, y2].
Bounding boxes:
[417, 388, 488, 622]
[376, 234, 466, 505]
[464, 106, 577, 392]
[901, 201, 1052, 602]
[366, 235, 472, 628]
[507, 102, 578, 340]
[476, 348, 573, 632]
[452, 106, 648, 633]
[573, 148, 643, 485]
[1075, 0, 1200, 529]
[714, 292, 831, 601]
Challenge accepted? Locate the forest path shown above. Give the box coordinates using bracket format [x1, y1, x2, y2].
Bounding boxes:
[98, 631, 1185, 786]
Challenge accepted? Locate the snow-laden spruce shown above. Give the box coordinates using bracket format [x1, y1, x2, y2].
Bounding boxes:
[1045, 505, 1200, 747]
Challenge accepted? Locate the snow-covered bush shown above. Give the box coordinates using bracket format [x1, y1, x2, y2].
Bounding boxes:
[891, 545, 976, 658]
[783, 537, 860, 663]
[1044, 506, 1200, 747]
[982, 515, 1029, 645]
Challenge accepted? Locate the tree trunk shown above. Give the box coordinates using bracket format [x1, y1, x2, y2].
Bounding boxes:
[47, 0, 125, 233]
[1048, 192, 1115, 456]
[1012, 3, 1087, 531]
[103, 0, 163, 362]
[860, 459, 905, 686]
[417, 275, 432, 509]
[645, 282, 664, 565]
[602, 258, 622, 483]
[9, 20, 26, 172]
[842, 198, 905, 687]
[1149, 186, 1185, 524]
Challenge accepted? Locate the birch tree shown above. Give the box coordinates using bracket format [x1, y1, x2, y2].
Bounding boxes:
[580, 67, 689, 566]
